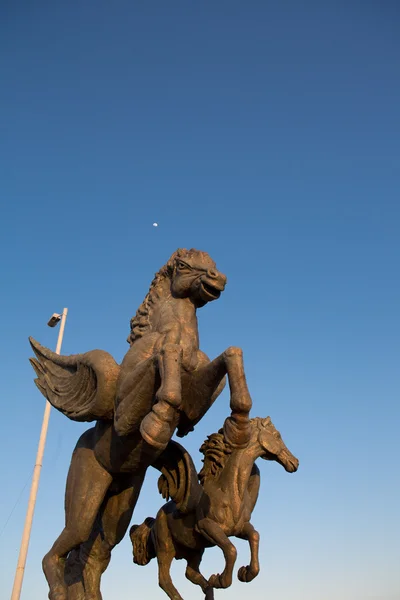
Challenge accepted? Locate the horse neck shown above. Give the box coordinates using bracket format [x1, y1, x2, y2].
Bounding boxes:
[218, 445, 259, 500]
[147, 277, 198, 335]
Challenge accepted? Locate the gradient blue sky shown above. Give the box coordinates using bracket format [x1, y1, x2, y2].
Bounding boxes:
[1, 2, 399, 599]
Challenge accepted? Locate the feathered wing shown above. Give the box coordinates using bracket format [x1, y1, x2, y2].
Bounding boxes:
[29, 337, 120, 422]
[152, 440, 203, 514]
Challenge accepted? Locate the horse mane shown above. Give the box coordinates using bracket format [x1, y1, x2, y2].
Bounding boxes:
[127, 258, 174, 345]
[127, 248, 215, 345]
[198, 430, 233, 485]
[198, 418, 268, 485]
[127, 248, 181, 345]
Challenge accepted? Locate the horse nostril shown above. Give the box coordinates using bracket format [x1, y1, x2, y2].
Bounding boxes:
[208, 269, 218, 278]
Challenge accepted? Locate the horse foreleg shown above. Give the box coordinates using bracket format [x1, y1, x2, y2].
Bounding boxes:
[140, 343, 182, 450]
[236, 522, 260, 583]
[185, 551, 214, 598]
[196, 518, 237, 589]
[114, 357, 156, 437]
[181, 347, 252, 447]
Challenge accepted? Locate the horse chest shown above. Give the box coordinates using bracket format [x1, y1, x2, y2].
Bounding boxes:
[207, 492, 246, 534]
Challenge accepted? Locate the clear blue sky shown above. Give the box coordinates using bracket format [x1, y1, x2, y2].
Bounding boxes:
[1, 2, 399, 599]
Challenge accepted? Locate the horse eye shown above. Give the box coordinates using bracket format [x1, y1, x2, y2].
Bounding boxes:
[178, 261, 190, 270]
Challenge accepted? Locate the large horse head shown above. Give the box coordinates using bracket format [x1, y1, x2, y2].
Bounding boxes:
[168, 248, 227, 307]
[128, 249, 227, 343]
[251, 417, 299, 473]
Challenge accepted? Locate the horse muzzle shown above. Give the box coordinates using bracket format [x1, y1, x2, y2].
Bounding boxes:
[199, 272, 227, 302]
[277, 448, 299, 473]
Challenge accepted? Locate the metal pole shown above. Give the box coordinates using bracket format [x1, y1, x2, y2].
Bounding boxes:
[11, 308, 68, 600]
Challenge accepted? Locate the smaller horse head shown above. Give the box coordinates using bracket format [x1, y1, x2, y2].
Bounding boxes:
[169, 248, 227, 308]
[251, 417, 299, 473]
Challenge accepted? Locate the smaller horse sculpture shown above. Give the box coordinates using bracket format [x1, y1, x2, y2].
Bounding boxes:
[130, 409, 299, 600]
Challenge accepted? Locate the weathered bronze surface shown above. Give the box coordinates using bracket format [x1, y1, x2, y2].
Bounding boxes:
[130, 399, 299, 599]
[30, 249, 282, 600]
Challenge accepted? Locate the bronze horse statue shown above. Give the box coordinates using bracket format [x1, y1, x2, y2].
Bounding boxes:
[130, 409, 299, 600]
[30, 248, 254, 600]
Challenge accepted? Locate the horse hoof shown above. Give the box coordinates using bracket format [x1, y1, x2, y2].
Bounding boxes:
[208, 573, 228, 589]
[238, 565, 250, 582]
[140, 412, 172, 450]
[238, 564, 258, 582]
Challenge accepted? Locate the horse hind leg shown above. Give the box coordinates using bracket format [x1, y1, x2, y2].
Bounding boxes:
[154, 508, 182, 600]
[64, 548, 85, 600]
[78, 474, 146, 600]
[43, 432, 112, 600]
[157, 548, 182, 600]
[185, 551, 214, 599]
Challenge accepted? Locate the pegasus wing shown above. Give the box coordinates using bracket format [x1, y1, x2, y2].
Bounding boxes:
[29, 337, 120, 422]
[152, 440, 203, 514]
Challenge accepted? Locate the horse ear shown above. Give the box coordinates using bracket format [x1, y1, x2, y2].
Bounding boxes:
[263, 417, 271, 426]
[167, 248, 186, 272]
[166, 250, 179, 272]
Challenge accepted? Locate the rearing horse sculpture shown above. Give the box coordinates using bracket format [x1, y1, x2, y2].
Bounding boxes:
[30, 248, 252, 600]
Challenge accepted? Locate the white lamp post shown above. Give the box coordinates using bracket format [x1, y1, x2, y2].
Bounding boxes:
[11, 308, 68, 600]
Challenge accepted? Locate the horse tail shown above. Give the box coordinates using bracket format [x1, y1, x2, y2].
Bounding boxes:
[129, 517, 156, 566]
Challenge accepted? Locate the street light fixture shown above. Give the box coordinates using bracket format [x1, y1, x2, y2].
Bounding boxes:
[11, 308, 68, 600]
[47, 313, 62, 328]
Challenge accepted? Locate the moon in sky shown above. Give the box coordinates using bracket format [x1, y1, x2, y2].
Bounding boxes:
[153, 222, 158, 227]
